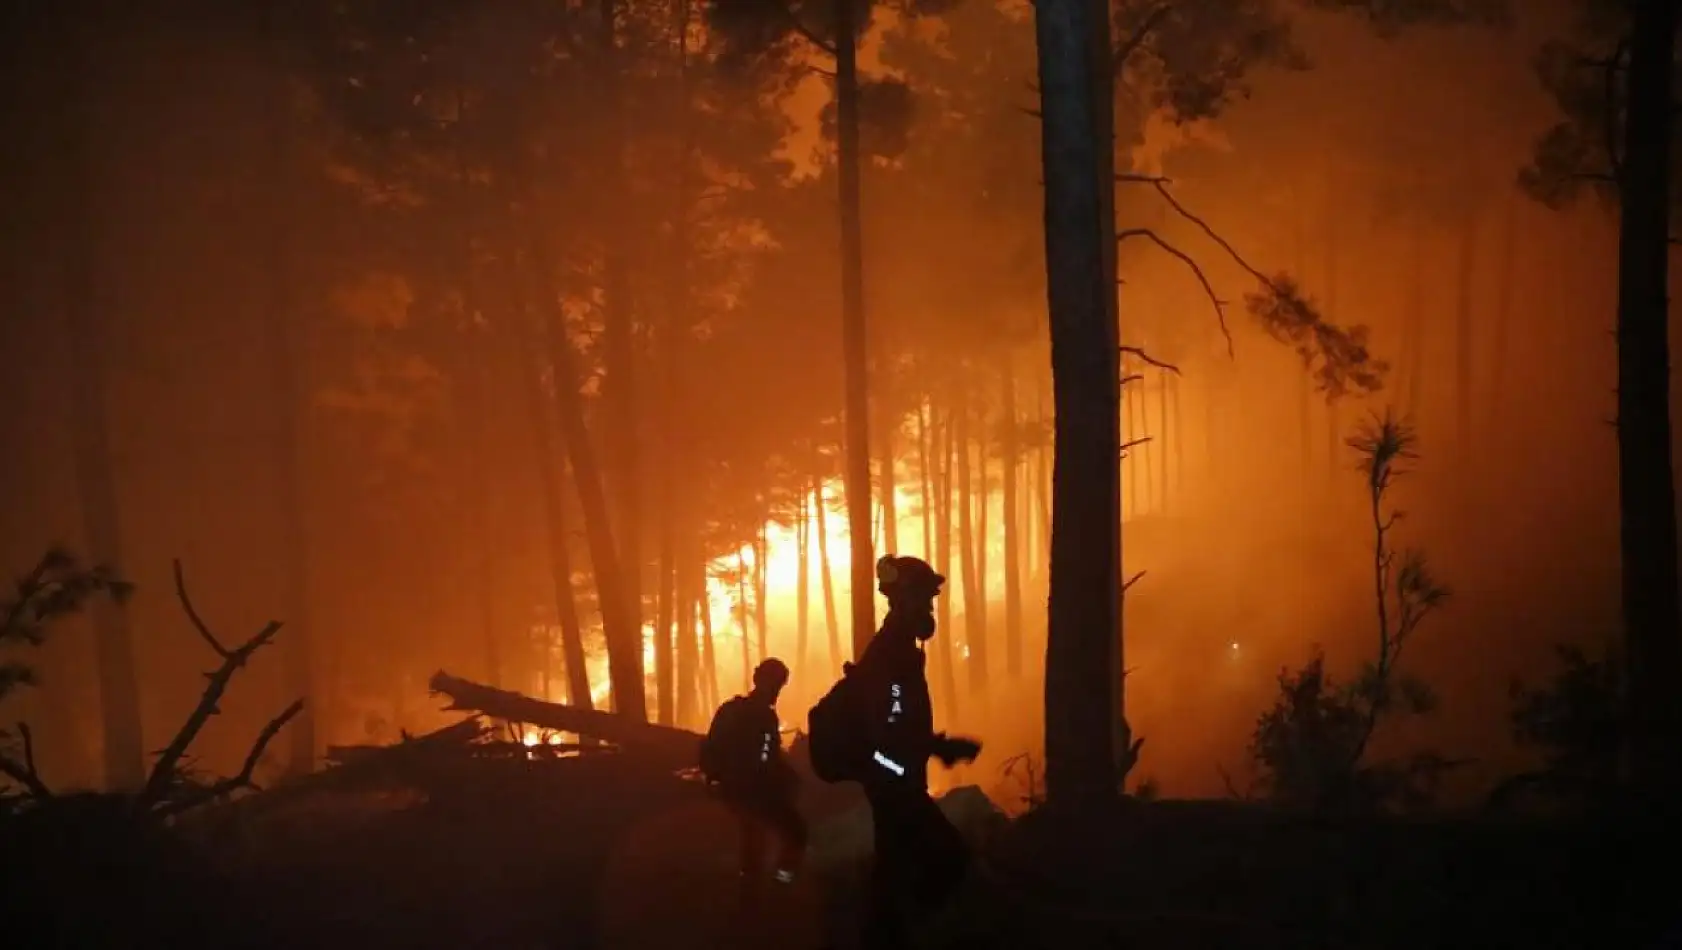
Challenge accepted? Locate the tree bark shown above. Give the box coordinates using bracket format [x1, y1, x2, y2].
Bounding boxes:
[1036, 0, 1120, 805]
[834, 0, 876, 661]
[1614, 0, 1682, 813]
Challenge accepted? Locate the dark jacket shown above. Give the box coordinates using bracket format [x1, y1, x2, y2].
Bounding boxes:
[854, 609, 937, 790]
[701, 694, 791, 796]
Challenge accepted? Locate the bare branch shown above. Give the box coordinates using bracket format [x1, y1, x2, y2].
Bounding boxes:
[0, 722, 50, 799]
[782, 6, 836, 58]
[154, 700, 304, 818]
[1121, 372, 1144, 386]
[1122, 570, 1147, 593]
[1120, 436, 1152, 456]
[144, 560, 286, 805]
[1120, 345, 1181, 374]
[1117, 227, 1233, 353]
[173, 559, 229, 658]
[1114, 4, 1172, 76]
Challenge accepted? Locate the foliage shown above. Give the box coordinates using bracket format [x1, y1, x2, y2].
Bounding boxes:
[1248, 411, 1457, 813]
[1518, 0, 1682, 225]
[1507, 643, 1623, 788]
[0, 548, 132, 706]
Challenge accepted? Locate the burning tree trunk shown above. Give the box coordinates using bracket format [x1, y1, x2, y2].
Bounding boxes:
[1035, 0, 1120, 805]
[523, 339, 593, 711]
[63, 15, 144, 792]
[1000, 362, 1023, 680]
[1614, 0, 1682, 811]
[815, 477, 842, 676]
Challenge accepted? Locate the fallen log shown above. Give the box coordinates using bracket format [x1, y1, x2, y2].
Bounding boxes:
[324, 716, 488, 768]
[428, 671, 866, 819]
[428, 671, 702, 771]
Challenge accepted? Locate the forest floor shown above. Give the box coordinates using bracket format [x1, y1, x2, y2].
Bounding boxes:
[6, 762, 1677, 950]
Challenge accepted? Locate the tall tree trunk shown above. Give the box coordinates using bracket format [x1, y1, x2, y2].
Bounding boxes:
[754, 523, 769, 660]
[918, 402, 935, 556]
[675, 548, 698, 726]
[654, 515, 676, 725]
[974, 423, 992, 681]
[261, 4, 315, 774]
[815, 478, 842, 675]
[1001, 359, 1023, 679]
[796, 490, 811, 680]
[880, 416, 900, 554]
[64, 13, 144, 792]
[1454, 208, 1477, 465]
[597, 0, 644, 684]
[1614, 0, 1682, 811]
[700, 586, 719, 712]
[736, 549, 752, 693]
[535, 285, 646, 720]
[833, 0, 876, 661]
[934, 408, 960, 716]
[1123, 380, 1139, 517]
[955, 398, 985, 698]
[523, 348, 593, 711]
[1035, 0, 1121, 805]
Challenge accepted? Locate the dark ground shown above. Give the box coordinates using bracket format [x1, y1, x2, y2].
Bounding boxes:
[2, 760, 1676, 950]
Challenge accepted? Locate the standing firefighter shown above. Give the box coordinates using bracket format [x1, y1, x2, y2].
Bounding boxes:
[807, 554, 982, 948]
[700, 657, 807, 888]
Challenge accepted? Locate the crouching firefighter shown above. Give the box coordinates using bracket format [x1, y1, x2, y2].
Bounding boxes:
[700, 657, 808, 889]
[807, 554, 983, 949]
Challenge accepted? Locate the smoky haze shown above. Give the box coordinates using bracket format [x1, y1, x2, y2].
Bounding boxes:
[0, 0, 1641, 804]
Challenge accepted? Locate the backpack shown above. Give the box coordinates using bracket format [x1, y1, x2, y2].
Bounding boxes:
[699, 697, 749, 784]
[806, 664, 872, 783]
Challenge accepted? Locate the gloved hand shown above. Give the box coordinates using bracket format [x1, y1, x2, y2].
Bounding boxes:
[931, 733, 982, 767]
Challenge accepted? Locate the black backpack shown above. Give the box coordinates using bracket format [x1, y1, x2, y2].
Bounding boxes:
[699, 696, 749, 784]
[806, 664, 872, 783]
